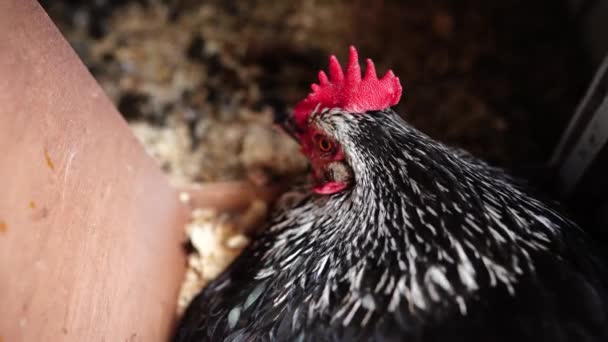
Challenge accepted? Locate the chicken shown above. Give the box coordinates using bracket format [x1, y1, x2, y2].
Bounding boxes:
[175, 46, 608, 342]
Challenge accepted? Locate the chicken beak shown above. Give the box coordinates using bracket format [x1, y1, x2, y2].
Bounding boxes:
[274, 111, 300, 143]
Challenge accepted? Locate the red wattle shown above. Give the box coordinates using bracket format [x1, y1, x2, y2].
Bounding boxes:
[313, 181, 349, 195]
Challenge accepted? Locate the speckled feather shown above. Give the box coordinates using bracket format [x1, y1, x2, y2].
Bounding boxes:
[175, 109, 608, 342]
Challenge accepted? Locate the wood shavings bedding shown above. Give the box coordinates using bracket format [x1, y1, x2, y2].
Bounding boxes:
[176, 201, 268, 315]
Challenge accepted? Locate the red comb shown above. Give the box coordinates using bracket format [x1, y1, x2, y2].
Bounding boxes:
[292, 46, 402, 126]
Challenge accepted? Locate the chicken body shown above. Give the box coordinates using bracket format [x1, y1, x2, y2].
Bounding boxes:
[176, 108, 608, 342]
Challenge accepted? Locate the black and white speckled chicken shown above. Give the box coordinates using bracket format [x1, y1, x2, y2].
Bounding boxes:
[175, 46, 608, 342]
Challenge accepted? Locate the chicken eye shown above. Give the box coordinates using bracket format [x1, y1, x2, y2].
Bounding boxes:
[317, 136, 333, 152]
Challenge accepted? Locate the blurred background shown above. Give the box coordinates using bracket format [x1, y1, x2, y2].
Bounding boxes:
[39, 0, 607, 229]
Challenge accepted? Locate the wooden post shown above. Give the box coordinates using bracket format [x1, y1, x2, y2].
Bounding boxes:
[0, 1, 187, 341]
